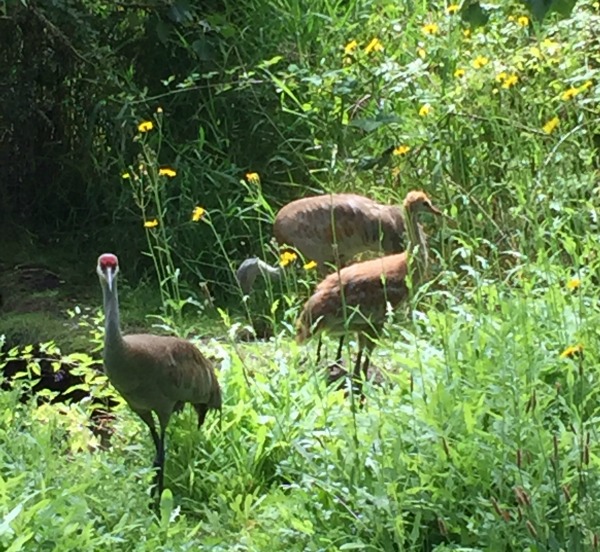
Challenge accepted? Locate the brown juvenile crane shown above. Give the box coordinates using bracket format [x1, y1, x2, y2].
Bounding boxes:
[295, 191, 442, 386]
[97, 253, 221, 501]
[237, 192, 409, 362]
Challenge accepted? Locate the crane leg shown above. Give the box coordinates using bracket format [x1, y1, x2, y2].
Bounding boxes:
[135, 410, 164, 500]
[335, 336, 344, 364]
[316, 335, 323, 364]
[154, 426, 167, 500]
[317, 335, 344, 365]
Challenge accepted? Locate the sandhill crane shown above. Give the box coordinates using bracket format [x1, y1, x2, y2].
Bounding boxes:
[96, 253, 221, 502]
[237, 193, 408, 292]
[237, 193, 408, 362]
[295, 191, 442, 388]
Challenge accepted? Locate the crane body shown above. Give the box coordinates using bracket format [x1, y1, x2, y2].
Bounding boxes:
[237, 193, 407, 294]
[295, 191, 442, 385]
[97, 253, 221, 502]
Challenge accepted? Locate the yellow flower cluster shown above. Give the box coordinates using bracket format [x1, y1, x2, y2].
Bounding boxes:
[542, 116, 559, 134]
[472, 55, 489, 69]
[138, 121, 154, 133]
[419, 104, 432, 117]
[364, 38, 384, 54]
[496, 72, 519, 89]
[560, 343, 583, 359]
[393, 145, 411, 156]
[246, 172, 261, 185]
[279, 251, 298, 267]
[561, 81, 593, 101]
[422, 23, 439, 35]
[192, 206, 206, 222]
[566, 277, 581, 290]
[158, 168, 177, 178]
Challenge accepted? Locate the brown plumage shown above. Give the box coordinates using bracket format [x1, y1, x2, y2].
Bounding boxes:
[237, 192, 408, 362]
[236, 193, 407, 294]
[295, 191, 442, 384]
[97, 253, 221, 502]
[274, 193, 406, 268]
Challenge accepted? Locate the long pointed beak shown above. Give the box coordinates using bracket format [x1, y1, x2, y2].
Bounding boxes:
[429, 204, 443, 216]
[106, 268, 115, 292]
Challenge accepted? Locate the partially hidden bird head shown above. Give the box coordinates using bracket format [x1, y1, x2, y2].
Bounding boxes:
[97, 253, 119, 292]
[403, 190, 442, 216]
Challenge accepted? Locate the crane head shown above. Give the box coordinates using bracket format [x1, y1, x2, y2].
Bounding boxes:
[403, 190, 442, 216]
[97, 253, 119, 292]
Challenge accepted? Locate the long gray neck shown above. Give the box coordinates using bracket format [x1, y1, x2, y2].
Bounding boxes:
[403, 207, 429, 284]
[102, 282, 124, 353]
[236, 257, 284, 294]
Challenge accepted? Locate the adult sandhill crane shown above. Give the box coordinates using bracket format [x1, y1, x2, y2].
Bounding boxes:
[96, 253, 221, 502]
[295, 191, 442, 387]
[236, 193, 408, 294]
[237, 193, 408, 362]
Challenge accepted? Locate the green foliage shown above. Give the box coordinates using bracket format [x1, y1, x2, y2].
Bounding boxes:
[2, 0, 600, 549]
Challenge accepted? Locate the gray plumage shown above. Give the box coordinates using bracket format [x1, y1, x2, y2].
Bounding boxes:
[97, 253, 221, 502]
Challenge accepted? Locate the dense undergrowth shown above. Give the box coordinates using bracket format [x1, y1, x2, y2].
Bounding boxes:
[2, 0, 600, 550]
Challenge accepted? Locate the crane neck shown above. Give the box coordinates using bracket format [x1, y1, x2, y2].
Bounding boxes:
[403, 207, 429, 283]
[102, 281, 124, 351]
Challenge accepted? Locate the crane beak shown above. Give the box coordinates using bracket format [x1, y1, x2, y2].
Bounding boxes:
[428, 203, 443, 216]
[106, 268, 115, 292]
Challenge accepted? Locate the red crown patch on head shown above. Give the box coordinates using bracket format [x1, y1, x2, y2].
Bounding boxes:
[98, 253, 119, 270]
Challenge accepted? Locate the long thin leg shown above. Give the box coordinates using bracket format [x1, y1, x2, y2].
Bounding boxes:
[335, 336, 345, 364]
[135, 410, 163, 500]
[316, 335, 323, 364]
[155, 425, 167, 500]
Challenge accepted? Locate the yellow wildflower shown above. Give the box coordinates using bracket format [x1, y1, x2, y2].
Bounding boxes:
[566, 277, 581, 290]
[192, 206, 206, 222]
[422, 23, 439, 35]
[138, 121, 154, 133]
[542, 116, 559, 134]
[246, 172, 260, 184]
[393, 145, 411, 156]
[279, 251, 298, 267]
[560, 344, 583, 359]
[303, 260, 318, 270]
[502, 74, 519, 88]
[517, 15, 529, 26]
[463, 29, 471, 38]
[144, 219, 159, 229]
[121, 172, 131, 179]
[454, 68, 466, 78]
[495, 71, 508, 83]
[530, 46, 542, 59]
[419, 104, 432, 117]
[364, 38, 384, 54]
[447, 4, 460, 14]
[158, 167, 177, 178]
[344, 39, 358, 55]
[472, 55, 489, 69]
[417, 48, 427, 59]
[541, 38, 560, 55]
[561, 87, 579, 101]
[580, 80, 593, 91]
